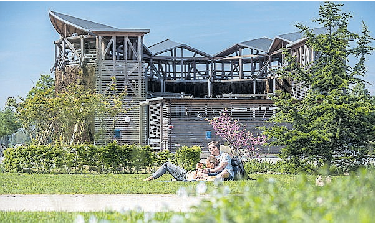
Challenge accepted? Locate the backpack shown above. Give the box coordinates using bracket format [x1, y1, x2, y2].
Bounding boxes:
[231, 157, 247, 180]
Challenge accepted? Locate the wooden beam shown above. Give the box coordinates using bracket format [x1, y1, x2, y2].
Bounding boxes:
[138, 35, 142, 97]
[124, 36, 128, 79]
[180, 47, 184, 80]
[97, 36, 103, 93]
[80, 36, 84, 63]
[239, 48, 243, 79]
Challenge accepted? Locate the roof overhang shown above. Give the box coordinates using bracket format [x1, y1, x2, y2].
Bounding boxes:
[149, 39, 211, 57]
[49, 11, 149, 37]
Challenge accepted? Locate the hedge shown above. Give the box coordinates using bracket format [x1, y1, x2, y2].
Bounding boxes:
[2, 143, 200, 174]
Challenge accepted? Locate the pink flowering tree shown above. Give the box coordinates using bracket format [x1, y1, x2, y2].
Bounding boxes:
[207, 109, 267, 158]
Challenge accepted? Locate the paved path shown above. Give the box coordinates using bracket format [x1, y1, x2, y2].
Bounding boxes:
[0, 194, 208, 212]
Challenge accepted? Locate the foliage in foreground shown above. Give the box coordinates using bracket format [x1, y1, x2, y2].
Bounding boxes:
[1, 169, 374, 223]
[244, 157, 375, 175]
[185, 169, 375, 222]
[0, 211, 180, 223]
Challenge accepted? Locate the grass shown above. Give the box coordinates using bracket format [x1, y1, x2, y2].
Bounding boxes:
[2, 171, 374, 222]
[0, 172, 316, 194]
[0, 211, 181, 223]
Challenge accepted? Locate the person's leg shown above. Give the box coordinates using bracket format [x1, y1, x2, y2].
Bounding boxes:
[144, 162, 187, 181]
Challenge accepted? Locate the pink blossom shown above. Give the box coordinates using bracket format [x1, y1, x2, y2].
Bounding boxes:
[207, 109, 266, 158]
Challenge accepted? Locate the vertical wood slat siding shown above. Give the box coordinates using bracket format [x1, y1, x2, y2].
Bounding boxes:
[147, 98, 280, 153]
[95, 35, 146, 145]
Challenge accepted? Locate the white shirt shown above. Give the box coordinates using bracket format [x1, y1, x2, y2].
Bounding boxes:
[216, 152, 234, 178]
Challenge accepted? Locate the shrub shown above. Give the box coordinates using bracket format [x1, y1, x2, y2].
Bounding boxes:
[175, 146, 201, 171]
[2, 143, 202, 174]
[153, 150, 175, 166]
[3, 143, 154, 174]
[244, 158, 317, 175]
[130, 145, 153, 173]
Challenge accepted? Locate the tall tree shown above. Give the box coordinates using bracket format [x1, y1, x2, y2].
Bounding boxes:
[14, 75, 56, 144]
[13, 72, 128, 145]
[263, 1, 375, 172]
[0, 101, 21, 140]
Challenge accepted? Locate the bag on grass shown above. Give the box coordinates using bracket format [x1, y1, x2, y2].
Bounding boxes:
[231, 157, 247, 180]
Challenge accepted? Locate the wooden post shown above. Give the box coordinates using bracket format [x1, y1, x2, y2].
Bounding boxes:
[193, 56, 196, 80]
[206, 62, 209, 78]
[230, 60, 233, 79]
[221, 62, 225, 79]
[208, 61, 213, 97]
[150, 58, 154, 79]
[138, 35, 142, 97]
[80, 36, 84, 64]
[139, 104, 144, 145]
[208, 74, 212, 98]
[239, 48, 243, 79]
[166, 62, 169, 79]
[54, 43, 58, 66]
[124, 36, 128, 79]
[213, 60, 216, 80]
[112, 36, 116, 62]
[187, 62, 191, 80]
[253, 79, 256, 94]
[180, 47, 184, 79]
[173, 48, 176, 79]
[268, 55, 271, 76]
[97, 36, 103, 93]
[62, 38, 65, 65]
[160, 101, 164, 151]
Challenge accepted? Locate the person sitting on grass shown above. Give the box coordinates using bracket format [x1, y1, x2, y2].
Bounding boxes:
[143, 141, 232, 181]
[203, 141, 234, 180]
[186, 155, 219, 181]
[143, 155, 218, 182]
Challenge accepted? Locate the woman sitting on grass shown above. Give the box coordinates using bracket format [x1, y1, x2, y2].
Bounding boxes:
[203, 141, 234, 180]
[186, 155, 219, 181]
[143, 141, 233, 181]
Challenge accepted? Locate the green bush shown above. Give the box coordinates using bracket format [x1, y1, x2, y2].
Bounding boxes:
[3, 143, 153, 174]
[153, 150, 175, 166]
[244, 158, 317, 175]
[175, 145, 201, 171]
[130, 145, 153, 173]
[2, 143, 201, 174]
[244, 159, 274, 174]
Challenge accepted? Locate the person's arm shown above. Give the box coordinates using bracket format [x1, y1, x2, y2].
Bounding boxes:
[209, 161, 227, 173]
[205, 154, 229, 174]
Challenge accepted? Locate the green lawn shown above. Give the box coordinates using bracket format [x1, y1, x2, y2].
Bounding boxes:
[0, 211, 180, 223]
[1, 171, 374, 222]
[0, 172, 313, 194]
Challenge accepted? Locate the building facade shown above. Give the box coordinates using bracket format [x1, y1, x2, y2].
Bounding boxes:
[49, 11, 323, 152]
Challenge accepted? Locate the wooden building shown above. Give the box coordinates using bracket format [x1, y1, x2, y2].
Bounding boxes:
[49, 11, 150, 145]
[49, 11, 323, 153]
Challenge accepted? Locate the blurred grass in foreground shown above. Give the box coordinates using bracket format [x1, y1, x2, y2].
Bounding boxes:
[0, 170, 374, 222]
